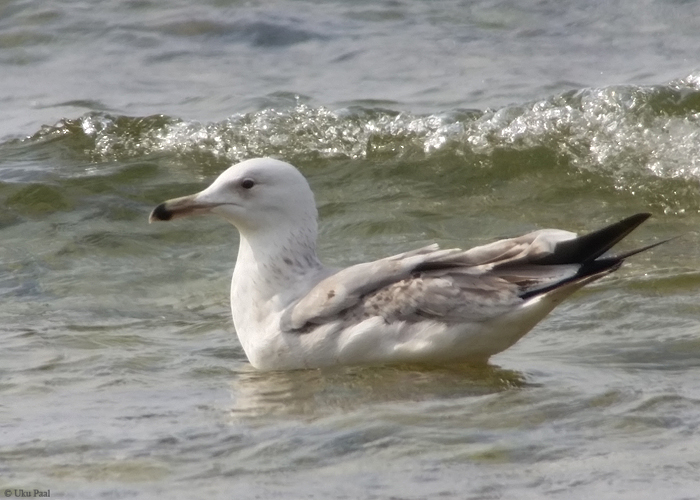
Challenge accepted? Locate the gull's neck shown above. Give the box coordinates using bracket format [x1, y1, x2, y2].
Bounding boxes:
[232, 222, 324, 303]
[230, 221, 326, 369]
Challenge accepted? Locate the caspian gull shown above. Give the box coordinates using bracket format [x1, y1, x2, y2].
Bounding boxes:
[149, 158, 661, 370]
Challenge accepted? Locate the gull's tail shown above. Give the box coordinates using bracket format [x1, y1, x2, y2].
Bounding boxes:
[520, 213, 667, 300]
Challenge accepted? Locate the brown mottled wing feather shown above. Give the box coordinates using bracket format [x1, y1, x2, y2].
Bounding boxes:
[345, 273, 522, 324]
[279, 229, 579, 331]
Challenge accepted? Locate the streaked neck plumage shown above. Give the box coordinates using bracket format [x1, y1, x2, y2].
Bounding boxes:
[229, 213, 326, 364]
[230, 209, 326, 328]
[234, 222, 322, 295]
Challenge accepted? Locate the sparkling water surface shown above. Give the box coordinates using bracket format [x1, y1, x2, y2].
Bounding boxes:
[2, 1, 700, 498]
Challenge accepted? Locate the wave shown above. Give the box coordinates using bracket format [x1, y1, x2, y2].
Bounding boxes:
[6, 73, 700, 213]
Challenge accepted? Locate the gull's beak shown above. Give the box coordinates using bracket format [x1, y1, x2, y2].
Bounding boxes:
[149, 194, 218, 223]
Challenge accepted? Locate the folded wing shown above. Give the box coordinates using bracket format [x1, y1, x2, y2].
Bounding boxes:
[280, 213, 655, 332]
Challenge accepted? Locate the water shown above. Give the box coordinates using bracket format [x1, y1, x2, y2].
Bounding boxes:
[2, 0, 700, 498]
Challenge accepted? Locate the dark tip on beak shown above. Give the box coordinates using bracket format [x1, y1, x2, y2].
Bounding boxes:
[149, 203, 173, 223]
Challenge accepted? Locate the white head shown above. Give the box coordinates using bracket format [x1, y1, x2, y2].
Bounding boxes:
[149, 158, 318, 237]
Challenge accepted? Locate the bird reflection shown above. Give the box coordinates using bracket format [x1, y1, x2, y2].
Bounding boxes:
[226, 363, 529, 421]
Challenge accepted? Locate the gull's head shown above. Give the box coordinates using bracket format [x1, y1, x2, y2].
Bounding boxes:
[149, 158, 317, 234]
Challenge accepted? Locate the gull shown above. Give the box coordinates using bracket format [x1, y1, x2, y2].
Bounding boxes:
[149, 158, 661, 371]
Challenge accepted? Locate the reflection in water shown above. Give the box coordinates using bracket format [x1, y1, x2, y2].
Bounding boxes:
[227, 363, 528, 420]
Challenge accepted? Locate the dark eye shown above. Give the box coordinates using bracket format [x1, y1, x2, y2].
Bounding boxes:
[240, 178, 255, 189]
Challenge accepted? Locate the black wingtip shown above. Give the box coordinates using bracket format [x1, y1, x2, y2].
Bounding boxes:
[611, 236, 676, 261]
[532, 212, 652, 266]
[149, 203, 173, 222]
[517, 213, 668, 301]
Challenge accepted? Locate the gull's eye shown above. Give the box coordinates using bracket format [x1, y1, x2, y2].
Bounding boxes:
[241, 178, 255, 190]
